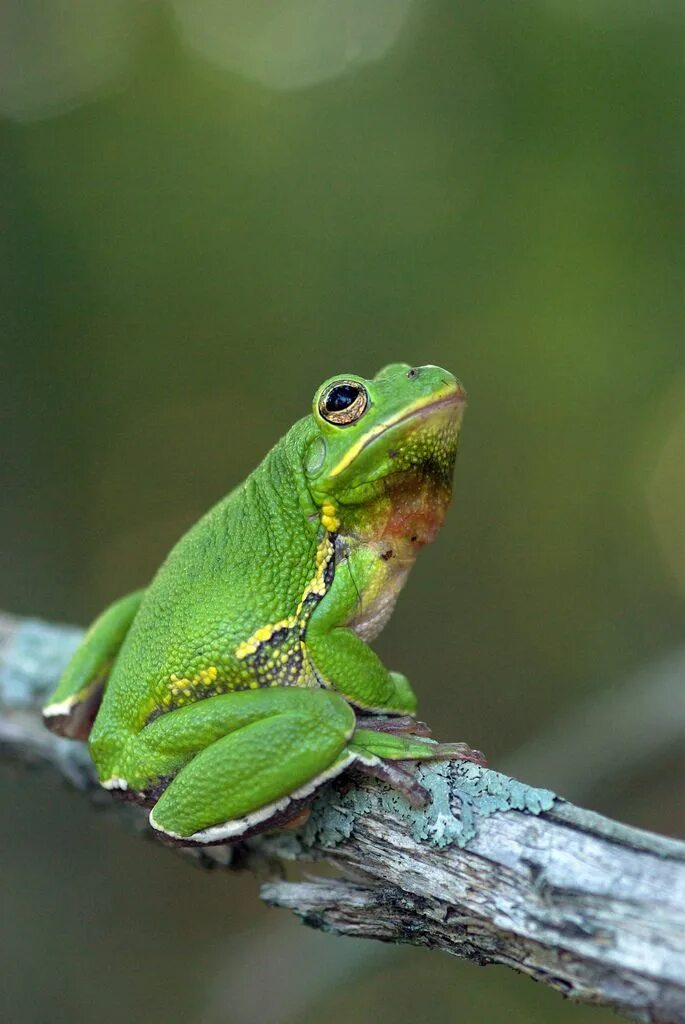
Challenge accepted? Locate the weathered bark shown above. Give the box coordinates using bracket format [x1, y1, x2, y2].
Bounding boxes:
[1, 611, 684, 1023]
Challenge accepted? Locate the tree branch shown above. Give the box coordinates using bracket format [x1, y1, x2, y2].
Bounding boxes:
[1, 611, 684, 1022]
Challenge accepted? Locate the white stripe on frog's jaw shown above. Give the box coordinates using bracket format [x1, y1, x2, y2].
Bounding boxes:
[148, 750, 380, 845]
[327, 385, 465, 480]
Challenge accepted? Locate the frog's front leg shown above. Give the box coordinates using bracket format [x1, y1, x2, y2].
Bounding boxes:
[306, 557, 418, 714]
[112, 688, 358, 843]
[305, 555, 487, 784]
[43, 589, 145, 739]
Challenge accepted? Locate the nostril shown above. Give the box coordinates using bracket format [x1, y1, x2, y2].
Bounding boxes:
[407, 367, 419, 379]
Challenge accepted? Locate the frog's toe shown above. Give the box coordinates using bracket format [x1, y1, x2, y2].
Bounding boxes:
[435, 741, 488, 767]
[43, 676, 108, 740]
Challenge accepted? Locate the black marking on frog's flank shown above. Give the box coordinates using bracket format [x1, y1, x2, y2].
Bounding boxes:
[381, 549, 393, 561]
[244, 626, 308, 688]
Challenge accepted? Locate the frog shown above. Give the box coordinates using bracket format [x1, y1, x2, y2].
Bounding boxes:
[43, 363, 484, 845]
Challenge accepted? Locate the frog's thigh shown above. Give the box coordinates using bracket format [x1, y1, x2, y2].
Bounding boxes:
[146, 688, 356, 842]
[43, 588, 146, 739]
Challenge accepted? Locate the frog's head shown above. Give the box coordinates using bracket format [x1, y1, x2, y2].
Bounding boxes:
[304, 363, 466, 547]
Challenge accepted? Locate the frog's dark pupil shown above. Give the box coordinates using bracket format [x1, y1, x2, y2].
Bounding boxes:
[326, 384, 359, 413]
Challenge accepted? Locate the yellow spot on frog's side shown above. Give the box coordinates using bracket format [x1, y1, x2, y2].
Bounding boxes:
[320, 501, 340, 533]
[168, 664, 220, 695]
[235, 615, 298, 660]
[296, 533, 335, 609]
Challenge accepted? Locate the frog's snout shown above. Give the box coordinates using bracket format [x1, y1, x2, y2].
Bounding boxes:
[450, 381, 467, 403]
[405, 365, 466, 404]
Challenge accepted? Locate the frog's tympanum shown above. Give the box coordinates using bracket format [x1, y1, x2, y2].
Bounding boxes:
[44, 364, 484, 844]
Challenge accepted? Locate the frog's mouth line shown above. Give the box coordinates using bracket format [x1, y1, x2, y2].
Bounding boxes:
[328, 387, 465, 479]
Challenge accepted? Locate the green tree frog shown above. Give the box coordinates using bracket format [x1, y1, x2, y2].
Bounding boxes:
[43, 364, 484, 844]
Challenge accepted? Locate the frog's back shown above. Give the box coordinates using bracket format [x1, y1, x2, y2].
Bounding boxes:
[92, 436, 319, 744]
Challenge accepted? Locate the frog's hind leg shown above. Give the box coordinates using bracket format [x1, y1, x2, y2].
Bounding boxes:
[43, 589, 145, 740]
[126, 688, 358, 845]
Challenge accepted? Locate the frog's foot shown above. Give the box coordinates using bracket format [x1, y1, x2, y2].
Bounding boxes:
[353, 717, 486, 766]
[354, 714, 432, 738]
[353, 760, 430, 807]
[348, 731, 487, 808]
[349, 728, 487, 769]
[43, 588, 145, 740]
[43, 678, 107, 741]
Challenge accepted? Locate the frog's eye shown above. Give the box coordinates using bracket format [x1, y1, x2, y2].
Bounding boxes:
[318, 380, 369, 426]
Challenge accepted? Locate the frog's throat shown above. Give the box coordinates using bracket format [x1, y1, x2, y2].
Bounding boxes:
[327, 385, 463, 480]
[329, 463, 455, 552]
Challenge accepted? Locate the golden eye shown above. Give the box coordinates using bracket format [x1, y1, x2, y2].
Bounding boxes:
[318, 381, 369, 426]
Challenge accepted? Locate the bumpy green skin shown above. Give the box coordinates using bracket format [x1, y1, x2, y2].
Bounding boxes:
[43, 364, 468, 844]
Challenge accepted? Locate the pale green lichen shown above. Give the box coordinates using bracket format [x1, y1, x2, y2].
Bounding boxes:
[291, 761, 556, 852]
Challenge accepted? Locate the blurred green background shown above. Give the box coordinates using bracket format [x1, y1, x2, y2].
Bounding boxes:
[2, 2, 684, 1022]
